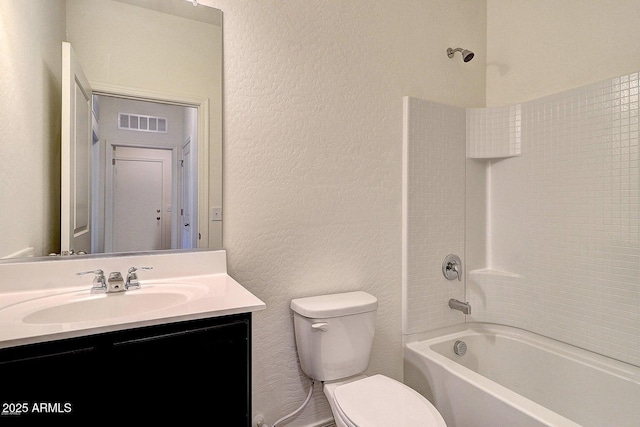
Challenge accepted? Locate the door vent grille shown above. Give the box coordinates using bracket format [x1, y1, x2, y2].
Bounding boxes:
[118, 113, 167, 133]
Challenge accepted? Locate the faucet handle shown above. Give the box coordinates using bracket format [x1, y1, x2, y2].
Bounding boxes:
[126, 266, 153, 290]
[77, 269, 107, 292]
[450, 263, 462, 281]
[127, 266, 153, 274]
[77, 269, 104, 276]
[442, 254, 463, 281]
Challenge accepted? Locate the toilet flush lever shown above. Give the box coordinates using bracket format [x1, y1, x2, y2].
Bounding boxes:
[311, 322, 329, 331]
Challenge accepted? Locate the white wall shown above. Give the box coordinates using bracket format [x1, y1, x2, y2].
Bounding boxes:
[486, 0, 640, 106]
[66, 0, 221, 100]
[0, 0, 66, 257]
[203, 0, 486, 425]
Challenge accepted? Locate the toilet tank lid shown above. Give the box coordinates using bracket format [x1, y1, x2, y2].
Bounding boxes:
[291, 291, 378, 318]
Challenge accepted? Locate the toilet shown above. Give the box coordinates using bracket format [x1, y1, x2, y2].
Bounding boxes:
[291, 291, 446, 427]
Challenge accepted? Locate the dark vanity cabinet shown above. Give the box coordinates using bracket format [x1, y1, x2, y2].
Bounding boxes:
[0, 313, 251, 425]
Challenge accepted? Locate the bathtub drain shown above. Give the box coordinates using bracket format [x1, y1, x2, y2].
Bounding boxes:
[453, 340, 467, 356]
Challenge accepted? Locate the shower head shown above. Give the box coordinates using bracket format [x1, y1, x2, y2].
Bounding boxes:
[447, 47, 474, 62]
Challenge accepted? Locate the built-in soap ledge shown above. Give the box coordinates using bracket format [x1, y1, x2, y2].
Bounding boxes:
[467, 154, 520, 160]
[468, 268, 523, 279]
[466, 104, 521, 159]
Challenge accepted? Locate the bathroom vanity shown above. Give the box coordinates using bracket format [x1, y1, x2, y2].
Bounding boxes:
[0, 250, 265, 424]
[1, 312, 251, 422]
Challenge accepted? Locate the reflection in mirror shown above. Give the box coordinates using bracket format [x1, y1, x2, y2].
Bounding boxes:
[0, 0, 222, 261]
[92, 95, 199, 254]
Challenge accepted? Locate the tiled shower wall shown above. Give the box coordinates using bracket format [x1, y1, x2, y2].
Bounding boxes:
[405, 73, 639, 367]
[468, 72, 640, 366]
[403, 97, 466, 334]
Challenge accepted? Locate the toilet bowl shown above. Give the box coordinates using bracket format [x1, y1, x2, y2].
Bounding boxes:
[290, 291, 446, 427]
[324, 375, 446, 427]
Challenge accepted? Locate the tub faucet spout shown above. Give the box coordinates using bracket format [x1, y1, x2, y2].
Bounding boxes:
[449, 299, 471, 315]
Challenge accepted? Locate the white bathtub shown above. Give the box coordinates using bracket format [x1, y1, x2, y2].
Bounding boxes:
[404, 323, 640, 427]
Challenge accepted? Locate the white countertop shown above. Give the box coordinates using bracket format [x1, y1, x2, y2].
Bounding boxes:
[0, 250, 266, 349]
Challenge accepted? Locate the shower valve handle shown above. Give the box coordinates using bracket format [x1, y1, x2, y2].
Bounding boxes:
[448, 262, 462, 281]
[442, 254, 462, 281]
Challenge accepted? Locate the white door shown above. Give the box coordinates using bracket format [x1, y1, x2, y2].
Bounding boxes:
[61, 42, 92, 254]
[107, 146, 172, 252]
[181, 139, 195, 248]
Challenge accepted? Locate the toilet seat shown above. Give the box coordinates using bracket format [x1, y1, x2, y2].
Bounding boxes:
[333, 375, 446, 427]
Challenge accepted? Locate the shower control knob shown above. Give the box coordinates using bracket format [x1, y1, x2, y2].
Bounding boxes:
[442, 254, 463, 281]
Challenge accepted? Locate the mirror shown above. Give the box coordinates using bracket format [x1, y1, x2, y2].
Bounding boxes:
[0, 0, 223, 261]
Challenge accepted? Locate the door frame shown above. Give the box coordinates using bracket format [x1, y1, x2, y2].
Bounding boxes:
[180, 137, 198, 249]
[61, 42, 93, 254]
[91, 83, 210, 248]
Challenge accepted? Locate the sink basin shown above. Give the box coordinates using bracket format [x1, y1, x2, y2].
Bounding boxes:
[6, 284, 208, 325]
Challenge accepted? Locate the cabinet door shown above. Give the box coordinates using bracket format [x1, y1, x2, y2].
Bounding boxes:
[0, 341, 97, 419]
[107, 319, 250, 424]
[0, 315, 251, 425]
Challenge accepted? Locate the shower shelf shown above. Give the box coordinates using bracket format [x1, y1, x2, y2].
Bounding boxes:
[466, 104, 522, 159]
[468, 268, 523, 279]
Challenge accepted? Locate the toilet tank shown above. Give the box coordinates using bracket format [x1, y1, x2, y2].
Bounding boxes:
[290, 291, 378, 382]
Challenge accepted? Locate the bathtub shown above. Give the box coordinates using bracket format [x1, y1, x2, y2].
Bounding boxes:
[404, 323, 640, 427]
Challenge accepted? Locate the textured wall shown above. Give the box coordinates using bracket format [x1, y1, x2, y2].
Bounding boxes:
[202, 0, 486, 425]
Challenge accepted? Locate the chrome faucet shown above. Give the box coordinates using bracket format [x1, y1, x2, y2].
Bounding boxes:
[77, 269, 107, 293]
[107, 271, 125, 293]
[126, 266, 153, 290]
[77, 270, 124, 293]
[78, 267, 151, 293]
[449, 299, 471, 315]
[442, 254, 462, 281]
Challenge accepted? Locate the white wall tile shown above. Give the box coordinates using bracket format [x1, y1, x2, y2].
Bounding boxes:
[403, 97, 466, 335]
[468, 72, 640, 366]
